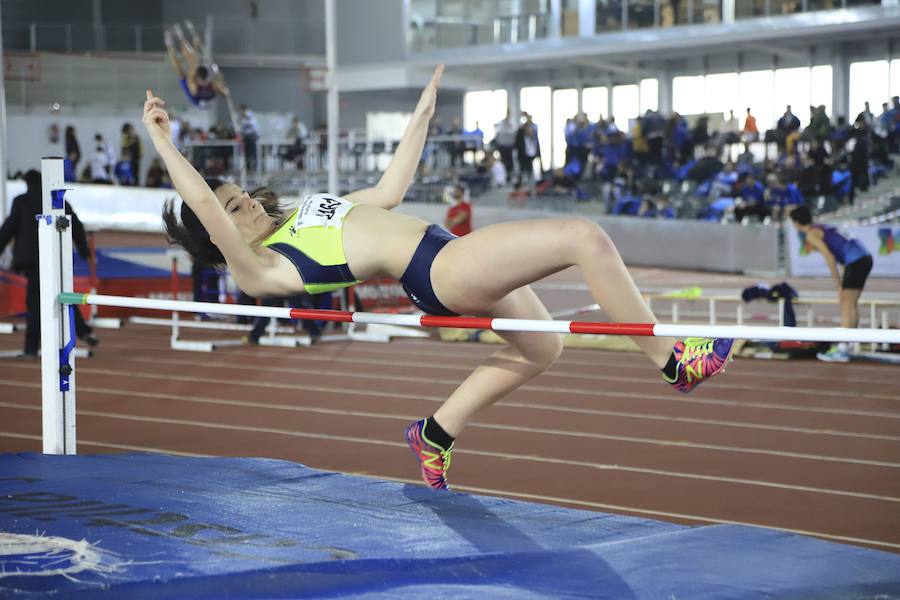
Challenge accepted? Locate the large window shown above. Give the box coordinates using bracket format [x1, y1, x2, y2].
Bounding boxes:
[703, 73, 739, 118]
[612, 84, 639, 127]
[891, 59, 900, 99]
[581, 86, 609, 122]
[673, 67, 832, 130]
[520, 86, 552, 170]
[639, 78, 658, 112]
[850, 60, 889, 119]
[773, 67, 811, 127]
[552, 88, 578, 168]
[810, 65, 833, 118]
[738, 69, 775, 133]
[672, 75, 705, 115]
[463, 89, 508, 143]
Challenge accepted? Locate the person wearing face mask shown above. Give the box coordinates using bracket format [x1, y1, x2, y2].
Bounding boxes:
[443, 184, 472, 237]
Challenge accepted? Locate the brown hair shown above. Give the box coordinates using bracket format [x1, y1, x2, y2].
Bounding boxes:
[162, 179, 284, 266]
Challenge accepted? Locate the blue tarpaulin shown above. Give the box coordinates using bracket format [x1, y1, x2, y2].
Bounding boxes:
[1, 453, 898, 599]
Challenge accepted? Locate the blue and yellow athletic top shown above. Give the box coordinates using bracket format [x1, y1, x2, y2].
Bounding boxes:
[262, 193, 361, 294]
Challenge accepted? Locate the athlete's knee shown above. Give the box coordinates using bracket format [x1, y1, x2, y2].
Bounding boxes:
[523, 334, 564, 372]
[562, 217, 614, 255]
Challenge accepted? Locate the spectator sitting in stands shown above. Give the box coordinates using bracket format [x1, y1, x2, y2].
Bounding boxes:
[733, 173, 767, 223]
[832, 162, 853, 204]
[638, 199, 657, 218]
[764, 174, 804, 221]
[830, 116, 851, 156]
[657, 197, 677, 219]
[710, 161, 738, 198]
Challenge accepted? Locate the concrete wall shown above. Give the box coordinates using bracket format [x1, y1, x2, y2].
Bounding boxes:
[223, 67, 316, 125]
[395, 204, 781, 274]
[339, 89, 464, 131]
[161, 0, 324, 55]
[336, 0, 406, 66]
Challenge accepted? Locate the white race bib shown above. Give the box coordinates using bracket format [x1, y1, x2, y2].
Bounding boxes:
[290, 194, 355, 234]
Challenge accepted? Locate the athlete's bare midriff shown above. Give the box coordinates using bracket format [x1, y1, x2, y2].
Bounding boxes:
[342, 204, 430, 281]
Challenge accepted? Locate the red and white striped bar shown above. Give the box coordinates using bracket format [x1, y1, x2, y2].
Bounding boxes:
[60, 292, 900, 344]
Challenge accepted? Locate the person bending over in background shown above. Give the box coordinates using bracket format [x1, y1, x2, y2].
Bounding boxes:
[144, 66, 734, 492]
[789, 206, 873, 363]
[0, 170, 98, 357]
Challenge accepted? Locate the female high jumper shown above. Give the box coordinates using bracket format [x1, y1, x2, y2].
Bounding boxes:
[143, 65, 734, 491]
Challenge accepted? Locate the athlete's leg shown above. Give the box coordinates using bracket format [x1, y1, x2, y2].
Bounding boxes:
[431, 216, 676, 368]
[431, 286, 563, 437]
[840, 288, 861, 328]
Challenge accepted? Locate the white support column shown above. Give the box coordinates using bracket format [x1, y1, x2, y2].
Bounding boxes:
[38, 157, 77, 455]
[722, 0, 736, 23]
[831, 47, 849, 119]
[507, 83, 521, 123]
[578, 0, 597, 37]
[325, 0, 339, 196]
[658, 68, 672, 115]
[548, 0, 562, 39]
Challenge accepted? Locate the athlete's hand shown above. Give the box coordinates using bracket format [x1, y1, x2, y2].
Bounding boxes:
[414, 64, 443, 121]
[143, 89, 172, 146]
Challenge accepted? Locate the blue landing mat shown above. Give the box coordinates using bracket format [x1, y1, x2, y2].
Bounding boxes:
[73, 251, 171, 280]
[1, 453, 898, 599]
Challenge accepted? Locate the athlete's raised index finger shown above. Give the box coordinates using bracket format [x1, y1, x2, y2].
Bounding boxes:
[430, 64, 444, 87]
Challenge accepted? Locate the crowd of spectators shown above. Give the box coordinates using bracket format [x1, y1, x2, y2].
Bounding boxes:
[477, 95, 900, 223]
[60, 123, 170, 189]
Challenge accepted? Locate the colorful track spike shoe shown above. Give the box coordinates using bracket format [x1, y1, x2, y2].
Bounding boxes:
[405, 418, 453, 491]
[663, 337, 735, 393]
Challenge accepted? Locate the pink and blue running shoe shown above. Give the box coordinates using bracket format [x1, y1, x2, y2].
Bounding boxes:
[404, 418, 453, 491]
[663, 337, 735, 393]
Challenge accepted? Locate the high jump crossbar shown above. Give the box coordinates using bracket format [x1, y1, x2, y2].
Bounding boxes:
[59, 292, 900, 345]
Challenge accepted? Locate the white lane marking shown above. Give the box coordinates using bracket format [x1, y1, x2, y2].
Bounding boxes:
[77, 337, 900, 398]
[11, 348, 898, 420]
[0, 402, 900, 502]
[4, 384, 899, 502]
[103, 356, 900, 438]
[4, 374, 898, 468]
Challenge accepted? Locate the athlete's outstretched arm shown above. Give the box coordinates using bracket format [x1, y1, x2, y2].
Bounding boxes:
[345, 65, 443, 209]
[142, 90, 271, 293]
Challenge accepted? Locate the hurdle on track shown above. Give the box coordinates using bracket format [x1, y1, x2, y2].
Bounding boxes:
[36, 157, 900, 456]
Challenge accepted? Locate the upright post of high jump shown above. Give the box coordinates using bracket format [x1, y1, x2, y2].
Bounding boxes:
[38, 157, 77, 455]
[325, 0, 338, 196]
